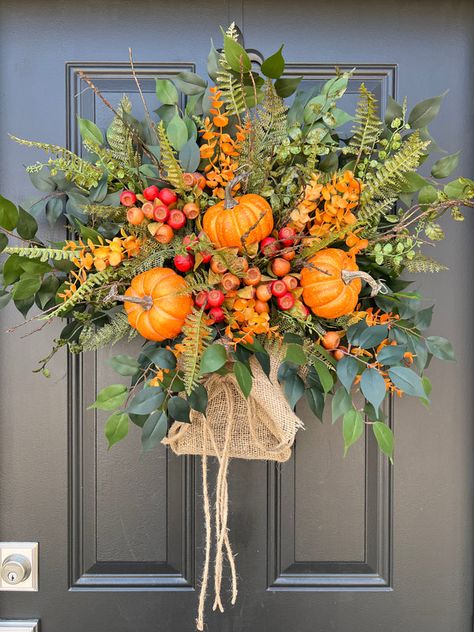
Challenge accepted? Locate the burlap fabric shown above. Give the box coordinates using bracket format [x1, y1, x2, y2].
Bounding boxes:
[163, 351, 303, 462]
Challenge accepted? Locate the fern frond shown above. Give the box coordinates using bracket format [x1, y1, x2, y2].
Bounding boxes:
[240, 80, 288, 192]
[106, 95, 138, 167]
[157, 121, 185, 190]
[301, 226, 354, 258]
[79, 311, 135, 351]
[360, 132, 429, 212]
[3, 246, 79, 262]
[180, 308, 213, 394]
[216, 23, 247, 117]
[83, 140, 140, 189]
[42, 268, 115, 320]
[10, 135, 102, 190]
[348, 84, 383, 159]
[403, 254, 448, 273]
[83, 204, 126, 223]
[358, 194, 398, 228]
[175, 271, 213, 296]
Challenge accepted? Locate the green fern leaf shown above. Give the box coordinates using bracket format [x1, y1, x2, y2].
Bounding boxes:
[79, 311, 135, 351]
[180, 307, 213, 394]
[348, 84, 383, 161]
[216, 24, 247, 117]
[403, 254, 448, 273]
[157, 121, 185, 190]
[3, 246, 79, 263]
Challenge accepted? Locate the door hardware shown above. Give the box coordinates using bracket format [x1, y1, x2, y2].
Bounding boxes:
[0, 544, 38, 592]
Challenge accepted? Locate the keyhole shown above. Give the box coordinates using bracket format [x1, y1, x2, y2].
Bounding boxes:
[7, 571, 18, 583]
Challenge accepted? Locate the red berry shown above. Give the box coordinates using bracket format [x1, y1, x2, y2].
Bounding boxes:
[207, 289, 225, 308]
[271, 280, 287, 298]
[195, 291, 208, 309]
[153, 204, 169, 222]
[183, 234, 198, 252]
[260, 236, 279, 257]
[209, 306, 225, 323]
[173, 253, 194, 273]
[143, 185, 160, 201]
[278, 226, 296, 247]
[120, 190, 137, 207]
[200, 251, 212, 264]
[158, 188, 178, 207]
[277, 292, 295, 310]
[168, 209, 186, 230]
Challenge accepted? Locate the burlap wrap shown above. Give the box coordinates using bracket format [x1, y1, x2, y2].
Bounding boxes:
[163, 351, 303, 462]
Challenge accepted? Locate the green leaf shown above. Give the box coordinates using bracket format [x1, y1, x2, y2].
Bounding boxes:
[127, 387, 165, 415]
[36, 275, 60, 309]
[283, 372, 305, 410]
[376, 345, 406, 366]
[284, 343, 307, 365]
[142, 411, 168, 452]
[360, 368, 386, 412]
[414, 305, 434, 330]
[167, 396, 190, 422]
[234, 360, 253, 398]
[444, 177, 474, 200]
[331, 385, 352, 423]
[346, 319, 369, 346]
[46, 197, 64, 225]
[143, 347, 177, 370]
[155, 78, 179, 105]
[400, 172, 430, 193]
[336, 355, 359, 392]
[431, 151, 460, 179]
[418, 184, 438, 204]
[207, 42, 220, 82]
[12, 275, 41, 300]
[16, 207, 38, 240]
[274, 76, 302, 98]
[167, 114, 188, 151]
[261, 45, 285, 79]
[343, 409, 364, 456]
[77, 116, 104, 145]
[89, 384, 128, 410]
[105, 412, 129, 448]
[313, 358, 334, 393]
[306, 386, 325, 421]
[321, 74, 350, 98]
[425, 335, 455, 361]
[255, 351, 271, 378]
[29, 167, 56, 192]
[223, 34, 251, 73]
[408, 92, 447, 129]
[357, 325, 388, 349]
[0, 195, 19, 230]
[384, 95, 403, 125]
[109, 354, 139, 376]
[179, 139, 201, 172]
[0, 232, 8, 253]
[388, 366, 425, 397]
[0, 290, 11, 310]
[200, 344, 227, 374]
[372, 421, 394, 461]
[173, 71, 207, 95]
[188, 384, 208, 414]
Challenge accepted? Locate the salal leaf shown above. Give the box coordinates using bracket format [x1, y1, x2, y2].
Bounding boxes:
[408, 91, 447, 129]
[360, 368, 386, 413]
[357, 325, 388, 349]
[336, 355, 359, 392]
[16, 207, 38, 240]
[388, 366, 425, 398]
[77, 116, 104, 145]
[274, 76, 302, 98]
[331, 385, 352, 423]
[234, 360, 253, 398]
[223, 34, 251, 73]
[167, 396, 190, 423]
[0, 195, 19, 230]
[109, 354, 139, 376]
[306, 386, 325, 421]
[89, 384, 128, 410]
[431, 151, 460, 179]
[127, 387, 165, 415]
[425, 335, 455, 361]
[283, 373, 305, 410]
[376, 344, 406, 366]
[142, 411, 168, 452]
[261, 45, 285, 79]
[200, 344, 227, 374]
[313, 359, 334, 393]
[343, 408, 364, 456]
[105, 412, 129, 448]
[155, 78, 179, 105]
[188, 384, 208, 414]
[372, 421, 394, 461]
[284, 343, 307, 365]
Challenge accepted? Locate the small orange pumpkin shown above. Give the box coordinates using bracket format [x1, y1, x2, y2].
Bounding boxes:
[300, 248, 362, 319]
[124, 268, 192, 341]
[203, 176, 273, 251]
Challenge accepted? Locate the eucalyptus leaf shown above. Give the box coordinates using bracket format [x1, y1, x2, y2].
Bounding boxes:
[200, 344, 227, 374]
[173, 71, 207, 96]
[223, 34, 251, 73]
[155, 78, 179, 105]
[77, 116, 104, 145]
[167, 396, 190, 422]
[283, 373, 305, 410]
[336, 355, 359, 392]
[360, 368, 386, 413]
[431, 151, 460, 179]
[167, 114, 188, 151]
[127, 387, 165, 415]
[179, 139, 201, 172]
[142, 411, 168, 451]
[234, 360, 253, 398]
[109, 354, 139, 376]
[188, 384, 208, 414]
[306, 386, 325, 421]
[425, 336, 455, 361]
[331, 386, 352, 423]
[105, 412, 129, 448]
[388, 366, 426, 397]
[274, 76, 302, 98]
[408, 92, 447, 129]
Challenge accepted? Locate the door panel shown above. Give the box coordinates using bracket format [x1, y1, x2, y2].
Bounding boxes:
[0, 1, 472, 630]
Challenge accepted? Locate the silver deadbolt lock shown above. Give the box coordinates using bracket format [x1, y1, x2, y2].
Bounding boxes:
[1, 555, 32, 585]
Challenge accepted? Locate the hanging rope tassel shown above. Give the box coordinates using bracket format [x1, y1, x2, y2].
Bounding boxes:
[196, 422, 212, 632]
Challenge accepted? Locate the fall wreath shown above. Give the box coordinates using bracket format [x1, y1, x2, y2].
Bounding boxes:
[1, 24, 473, 629]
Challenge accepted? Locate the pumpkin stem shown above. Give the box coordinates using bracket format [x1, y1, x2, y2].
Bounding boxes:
[224, 172, 249, 209]
[341, 270, 388, 297]
[105, 285, 154, 310]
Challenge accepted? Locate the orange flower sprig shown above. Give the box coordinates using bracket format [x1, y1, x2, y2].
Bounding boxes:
[58, 231, 141, 301]
[224, 296, 280, 345]
[199, 87, 249, 199]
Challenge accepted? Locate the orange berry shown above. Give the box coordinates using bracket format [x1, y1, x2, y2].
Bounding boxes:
[182, 202, 200, 220]
[271, 257, 291, 277]
[141, 202, 155, 219]
[235, 257, 249, 275]
[321, 331, 341, 350]
[154, 224, 174, 244]
[243, 267, 261, 286]
[333, 349, 345, 361]
[281, 250, 296, 262]
[282, 275, 298, 291]
[221, 272, 240, 292]
[255, 283, 272, 302]
[210, 257, 227, 274]
[126, 206, 144, 225]
[254, 299, 270, 314]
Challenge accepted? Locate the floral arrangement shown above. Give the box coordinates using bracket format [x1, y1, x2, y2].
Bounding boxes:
[2, 24, 473, 627]
[1, 25, 473, 462]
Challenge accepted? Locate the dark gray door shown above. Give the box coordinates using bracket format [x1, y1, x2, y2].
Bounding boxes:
[0, 1, 473, 630]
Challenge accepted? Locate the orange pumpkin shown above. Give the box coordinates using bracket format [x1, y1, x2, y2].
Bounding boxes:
[300, 248, 362, 319]
[124, 268, 192, 341]
[203, 177, 273, 250]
